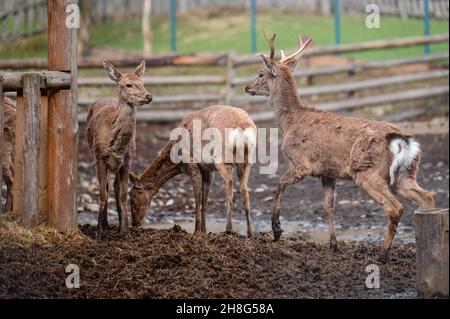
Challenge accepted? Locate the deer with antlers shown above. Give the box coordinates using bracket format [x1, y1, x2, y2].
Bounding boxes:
[87, 60, 152, 238]
[128, 105, 257, 237]
[245, 32, 435, 262]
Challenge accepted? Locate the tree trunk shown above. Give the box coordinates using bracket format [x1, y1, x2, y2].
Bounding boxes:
[143, 0, 153, 56]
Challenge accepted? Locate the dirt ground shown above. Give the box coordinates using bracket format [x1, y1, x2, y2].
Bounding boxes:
[0, 122, 447, 299]
[0, 223, 415, 299]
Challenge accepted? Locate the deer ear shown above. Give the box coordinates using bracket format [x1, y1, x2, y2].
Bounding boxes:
[260, 54, 277, 77]
[134, 60, 146, 78]
[129, 172, 143, 188]
[103, 60, 122, 83]
[283, 54, 302, 72]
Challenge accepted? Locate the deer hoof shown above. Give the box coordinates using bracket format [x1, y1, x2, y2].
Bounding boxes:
[272, 228, 283, 241]
[378, 250, 389, 264]
[118, 228, 129, 238]
[330, 241, 340, 252]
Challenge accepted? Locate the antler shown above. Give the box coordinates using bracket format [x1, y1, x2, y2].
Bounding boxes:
[279, 35, 311, 64]
[263, 31, 276, 59]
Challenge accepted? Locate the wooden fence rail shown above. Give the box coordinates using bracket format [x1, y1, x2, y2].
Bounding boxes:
[233, 34, 450, 67]
[0, 0, 47, 42]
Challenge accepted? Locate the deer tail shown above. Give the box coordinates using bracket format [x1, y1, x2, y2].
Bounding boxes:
[388, 136, 421, 186]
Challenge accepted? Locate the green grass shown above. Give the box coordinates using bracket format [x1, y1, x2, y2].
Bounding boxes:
[0, 11, 448, 60]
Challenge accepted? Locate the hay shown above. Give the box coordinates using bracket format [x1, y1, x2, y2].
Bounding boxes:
[0, 213, 91, 247]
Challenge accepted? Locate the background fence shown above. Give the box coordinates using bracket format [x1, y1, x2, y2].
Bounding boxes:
[1, 0, 449, 44]
[1, 34, 448, 124]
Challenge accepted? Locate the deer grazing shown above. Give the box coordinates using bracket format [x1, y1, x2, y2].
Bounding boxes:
[245, 32, 435, 262]
[87, 60, 152, 238]
[1, 97, 16, 213]
[129, 105, 257, 237]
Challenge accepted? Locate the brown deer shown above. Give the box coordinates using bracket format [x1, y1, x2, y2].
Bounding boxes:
[1, 97, 16, 213]
[87, 60, 152, 238]
[129, 105, 257, 237]
[245, 33, 435, 262]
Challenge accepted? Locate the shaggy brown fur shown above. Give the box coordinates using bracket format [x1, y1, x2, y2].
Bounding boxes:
[129, 105, 257, 237]
[1, 97, 16, 213]
[87, 60, 152, 238]
[245, 33, 435, 262]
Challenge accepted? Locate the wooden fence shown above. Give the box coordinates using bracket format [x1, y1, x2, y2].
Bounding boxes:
[1, 33, 449, 124]
[0, 0, 47, 42]
[1, 0, 449, 43]
[0, 0, 78, 232]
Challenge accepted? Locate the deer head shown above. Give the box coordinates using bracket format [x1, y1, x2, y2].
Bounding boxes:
[129, 173, 152, 227]
[245, 32, 311, 96]
[103, 60, 153, 106]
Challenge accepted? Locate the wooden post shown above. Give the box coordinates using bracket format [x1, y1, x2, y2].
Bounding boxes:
[39, 91, 48, 215]
[12, 90, 25, 217]
[47, 0, 78, 232]
[142, 0, 153, 55]
[225, 51, 235, 105]
[415, 208, 449, 298]
[21, 73, 41, 227]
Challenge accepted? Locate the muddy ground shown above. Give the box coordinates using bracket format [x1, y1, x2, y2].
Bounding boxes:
[0, 122, 447, 299]
[0, 223, 415, 299]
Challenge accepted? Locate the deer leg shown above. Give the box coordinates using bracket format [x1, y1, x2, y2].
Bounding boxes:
[217, 164, 234, 234]
[103, 181, 109, 230]
[322, 177, 338, 251]
[96, 162, 109, 240]
[187, 165, 203, 233]
[356, 176, 404, 263]
[396, 177, 435, 209]
[237, 164, 252, 238]
[114, 164, 130, 236]
[273, 166, 307, 241]
[200, 170, 213, 233]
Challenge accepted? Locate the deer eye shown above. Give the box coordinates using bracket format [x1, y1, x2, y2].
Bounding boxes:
[126, 84, 132, 88]
[259, 72, 264, 78]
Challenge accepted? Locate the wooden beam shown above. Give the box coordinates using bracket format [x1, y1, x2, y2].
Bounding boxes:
[232, 53, 449, 86]
[298, 69, 448, 96]
[39, 91, 48, 216]
[1, 71, 72, 92]
[47, 0, 78, 232]
[21, 73, 41, 227]
[319, 85, 449, 111]
[12, 91, 24, 217]
[77, 75, 226, 87]
[233, 72, 449, 105]
[0, 53, 228, 70]
[233, 34, 449, 67]
[78, 94, 223, 108]
[415, 208, 449, 298]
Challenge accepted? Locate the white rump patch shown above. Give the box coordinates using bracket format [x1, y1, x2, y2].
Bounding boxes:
[389, 138, 421, 186]
[225, 128, 257, 163]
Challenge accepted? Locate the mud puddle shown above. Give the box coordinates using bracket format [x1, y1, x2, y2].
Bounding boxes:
[77, 213, 415, 243]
